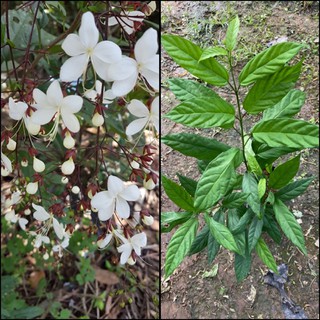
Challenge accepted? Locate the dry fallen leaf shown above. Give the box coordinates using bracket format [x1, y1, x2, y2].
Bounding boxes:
[29, 270, 46, 289]
[93, 265, 119, 285]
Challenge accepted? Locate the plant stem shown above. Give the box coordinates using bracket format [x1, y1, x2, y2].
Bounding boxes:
[228, 53, 248, 170]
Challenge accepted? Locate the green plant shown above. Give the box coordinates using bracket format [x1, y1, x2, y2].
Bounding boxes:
[161, 16, 319, 281]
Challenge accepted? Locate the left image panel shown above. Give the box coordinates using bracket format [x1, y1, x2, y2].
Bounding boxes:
[1, 1, 160, 319]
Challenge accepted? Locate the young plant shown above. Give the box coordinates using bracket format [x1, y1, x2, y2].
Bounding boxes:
[161, 16, 319, 281]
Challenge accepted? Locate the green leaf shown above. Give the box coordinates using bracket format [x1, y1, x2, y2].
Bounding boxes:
[194, 148, 240, 211]
[275, 177, 314, 201]
[199, 46, 228, 61]
[252, 119, 319, 149]
[228, 209, 246, 255]
[204, 212, 241, 255]
[235, 249, 252, 282]
[273, 198, 307, 254]
[231, 209, 255, 234]
[239, 42, 304, 86]
[165, 96, 235, 129]
[162, 176, 195, 211]
[269, 155, 300, 189]
[162, 133, 230, 161]
[263, 211, 282, 244]
[13, 307, 44, 319]
[165, 217, 199, 278]
[248, 216, 264, 253]
[243, 60, 303, 114]
[222, 192, 249, 208]
[177, 173, 198, 197]
[262, 89, 306, 121]
[162, 34, 229, 85]
[161, 212, 193, 233]
[255, 238, 278, 273]
[207, 210, 224, 263]
[198, 159, 210, 173]
[188, 225, 209, 255]
[224, 15, 240, 51]
[258, 178, 267, 199]
[168, 78, 219, 101]
[242, 173, 261, 218]
[255, 144, 298, 161]
[247, 154, 263, 175]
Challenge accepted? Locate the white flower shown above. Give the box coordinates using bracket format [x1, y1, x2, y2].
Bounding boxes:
[34, 234, 50, 248]
[92, 112, 104, 127]
[84, 80, 116, 105]
[26, 181, 38, 194]
[32, 203, 65, 240]
[60, 12, 122, 82]
[97, 233, 113, 249]
[8, 98, 40, 135]
[126, 97, 159, 135]
[63, 131, 75, 149]
[108, 11, 145, 35]
[5, 210, 28, 230]
[32, 80, 83, 134]
[115, 231, 147, 265]
[61, 157, 75, 175]
[7, 138, 16, 151]
[91, 175, 140, 221]
[1, 142, 12, 173]
[52, 236, 70, 258]
[33, 156, 45, 173]
[108, 28, 159, 96]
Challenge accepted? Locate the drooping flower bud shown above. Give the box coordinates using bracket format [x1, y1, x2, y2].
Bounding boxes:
[130, 160, 140, 169]
[21, 158, 28, 167]
[1, 167, 10, 176]
[33, 156, 45, 173]
[141, 209, 154, 226]
[63, 131, 75, 149]
[92, 112, 104, 127]
[7, 138, 16, 151]
[26, 181, 38, 194]
[71, 186, 80, 194]
[143, 176, 156, 190]
[61, 157, 75, 175]
[61, 176, 69, 184]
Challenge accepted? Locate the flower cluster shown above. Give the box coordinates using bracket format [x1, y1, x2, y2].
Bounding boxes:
[1, 5, 158, 266]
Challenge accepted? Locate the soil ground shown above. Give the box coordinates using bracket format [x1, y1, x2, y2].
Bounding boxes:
[160, 1, 319, 319]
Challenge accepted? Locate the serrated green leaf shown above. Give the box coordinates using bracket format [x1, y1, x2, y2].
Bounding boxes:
[248, 216, 264, 253]
[224, 15, 240, 51]
[243, 60, 302, 114]
[163, 133, 230, 161]
[231, 209, 255, 234]
[273, 198, 307, 254]
[162, 176, 195, 211]
[222, 192, 249, 208]
[165, 96, 235, 129]
[275, 177, 314, 201]
[269, 155, 300, 189]
[168, 78, 219, 101]
[258, 178, 267, 199]
[194, 148, 240, 211]
[162, 34, 229, 85]
[177, 173, 198, 197]
[188, 225, 209, 255]
[239, 42, 304, 86]
[252, 119, 319, 149]
[242, 173, 261, 218]
[262, 89, 306, 121]
[199, 46, 228, 61]
[165, 217, 199, 278]
[161, 212, 193, 233]
[204, 212, 241, 255]
[255, 237, 278, 273]
[263, 210, 282, 244]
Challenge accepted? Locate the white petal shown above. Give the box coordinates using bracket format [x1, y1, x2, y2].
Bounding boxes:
[8, 98, 27, 120]
[61, 95, 83, 114]
[61, 157, 75, 175]
[18, 218, 28, 230]
[108, 16, 118, 26]
[126, 118, 148, 136]
[84, 89, 98, 101]
[95, 80, 102, 93]
[34, 236, 42, 248]
[62, 34, 86, 56]
[111, 72, 138, 97]
[141, 55, 159, 73]
[120, 185, 140, 201]
[53, 218, 64, 240]
[113, 229, 128, 244]
[131, 232, 147, 255]
[60, 54, 89, 82]
[115, 196, 130, 219]
[5, 210, 16, 222]
[97, 203, 115, 221]
[151, 115, 159, 133]
[134, 28, 158, 62]
[24, 117, 40, 135]
[151, 96, 159, 114]
[41, 235, 50, 244]
[140, 68, 159, 91]
[47, 80, 63, 107]
[79, 11, 99, 49]
[108, 175, 124, 196]
[91, 56, 111, 81]
[97, 233, 112, 248]
[127, 11, 145, 21]
[91, 191, 112, 210]
[117, 243, 132, 264]
[33, 89, 50, 108]
[61, 237, 70, 248]
[93, 41, 122, 64]
[61, 110, 80, 133]
[1, 152, 12, 173]
[108, 57, 137, 81]
[128, 99, 149, 117]
[32, 204, 50, 221]
[122, 19, 134, 35]
[52, 244, 60, 252]
[31, 108, 56, 125]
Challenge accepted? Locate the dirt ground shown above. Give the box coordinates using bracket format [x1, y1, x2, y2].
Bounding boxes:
[160, 1, 319, 319]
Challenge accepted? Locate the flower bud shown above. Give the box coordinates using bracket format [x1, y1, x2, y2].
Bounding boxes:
[26, 181, 38, 194]
[21, 159, 28, 167]
[33, 157, 45, 173]
[61, 176, 69, 184]
[130, 160, 140, 169]
[143, 177, 156, 190]
[24, 208, 31, 215]
[7, 138, 16, 151]
[71, 186, 80, 194]
[43, 252, 49, 260]
[142, 214, 154, 226]
[63, 132, 75, 149]
[127, 256, 136, 265]
[61, 157, 75, 175]
[1, 167, 10, 176]
[92, 112, 104, 127]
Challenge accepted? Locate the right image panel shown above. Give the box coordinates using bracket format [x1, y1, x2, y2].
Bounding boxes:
[160, 1, 319, 319]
